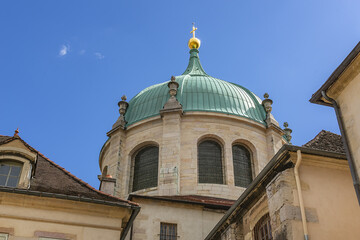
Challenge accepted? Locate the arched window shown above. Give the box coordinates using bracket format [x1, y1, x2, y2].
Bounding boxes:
[0, 161, 22, 187]
[198, 140, 223, 184]
[254, 214, 272, 240]
[132, 146, 159, 192]
[232, 145, 252, 187]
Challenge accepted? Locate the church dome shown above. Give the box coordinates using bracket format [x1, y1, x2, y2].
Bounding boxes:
[124, 48, 266, 127]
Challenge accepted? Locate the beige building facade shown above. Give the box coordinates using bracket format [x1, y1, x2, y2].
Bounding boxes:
[206, 133, 360, 240]
[128, 195, 234, 240]
[0, 134, 139, 240]
[310, 41, 360, 203]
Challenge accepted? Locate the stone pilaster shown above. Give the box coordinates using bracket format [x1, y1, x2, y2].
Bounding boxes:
[159, 112, 182, 195]
[105, 127, 127, 198]
[158, 76, 183, 195]
[265, 125, 285, 160]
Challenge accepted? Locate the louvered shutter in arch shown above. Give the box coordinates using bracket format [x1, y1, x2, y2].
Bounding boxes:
[198, 140, 224, 184]
[232, 145, 252, 187]
[132, 146, 159, 192]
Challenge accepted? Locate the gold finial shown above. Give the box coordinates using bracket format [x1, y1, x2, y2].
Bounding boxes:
[188, 23, 201, 49]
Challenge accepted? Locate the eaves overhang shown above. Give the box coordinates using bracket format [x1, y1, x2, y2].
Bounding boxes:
[129, 194, 235, 210]
[0, 186, 137, 208]
[310, 41, 360, 106]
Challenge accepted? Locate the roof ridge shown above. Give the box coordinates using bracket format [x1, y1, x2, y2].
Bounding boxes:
[302, 130, 345, 154]
[303, 130, 325, 146]
[1, 136, 138, 206]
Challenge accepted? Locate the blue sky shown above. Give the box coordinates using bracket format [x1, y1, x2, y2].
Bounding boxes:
[1, 1, 360, 188]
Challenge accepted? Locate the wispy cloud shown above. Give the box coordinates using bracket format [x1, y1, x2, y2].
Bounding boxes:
[79, 49, 86, 55]
[59, 44, 70, 56]
[94, 52, 105, 60]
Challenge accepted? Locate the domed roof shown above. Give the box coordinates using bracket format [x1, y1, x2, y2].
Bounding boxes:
[124, 49, 266, 126]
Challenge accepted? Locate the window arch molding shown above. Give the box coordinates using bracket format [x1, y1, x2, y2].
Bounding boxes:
[197, 134, 225, 185]
[197, 134, 225, 147]
[0, 147, 36, 163]
[128, 140, 160, 157]
[128, 141, 160, 193]
[231, 139, 258, 177]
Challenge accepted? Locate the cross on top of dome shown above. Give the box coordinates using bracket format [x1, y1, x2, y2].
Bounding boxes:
[188, 23, 201, 49]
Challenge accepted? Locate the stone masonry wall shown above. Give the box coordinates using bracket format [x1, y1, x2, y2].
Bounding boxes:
[265, 167, 319, 240]
[100, 112, 285, 199]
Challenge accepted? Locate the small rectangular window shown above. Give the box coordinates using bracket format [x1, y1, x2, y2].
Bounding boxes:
[160, 223, 177, 240]
[0, 233, 8, 240]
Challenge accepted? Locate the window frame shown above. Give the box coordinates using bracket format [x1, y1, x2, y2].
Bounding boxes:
[197, 138, 225, 184]
[254, 213, 273, 240]
[130, 145, 159, 193]
[0, 233, 8, 240]
[232, 144, 253, 188]
[0, 160, 23, 188]
[160, 222, 177, 240]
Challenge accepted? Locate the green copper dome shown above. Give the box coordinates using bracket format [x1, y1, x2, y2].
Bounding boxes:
[124, 49, 266, 126]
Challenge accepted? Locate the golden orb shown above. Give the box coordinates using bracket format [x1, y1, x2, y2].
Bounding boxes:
[188, 37, 201, 49]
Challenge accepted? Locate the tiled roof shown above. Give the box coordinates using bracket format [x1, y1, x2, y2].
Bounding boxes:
[303, 130, 345, 154]
[130, 194, 235, 210]
[0, 135, 137, 207]
[0, 135, 11, 143]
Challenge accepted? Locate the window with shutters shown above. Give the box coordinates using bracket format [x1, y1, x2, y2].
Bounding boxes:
[232, 145, 253, 187]
[0, 233, 8, 240]
[160, 223, 177, 240]
[0, 161, 22, 187]
[132, 146, 159, 192]
[254, 214, 272, 240]
[198, 140, 224, 184]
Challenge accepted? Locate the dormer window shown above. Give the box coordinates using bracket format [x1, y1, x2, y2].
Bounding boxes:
[0, 161, 22, 187]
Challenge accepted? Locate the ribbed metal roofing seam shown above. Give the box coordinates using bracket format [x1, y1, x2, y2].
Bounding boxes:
[123, 50, 267, 127]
